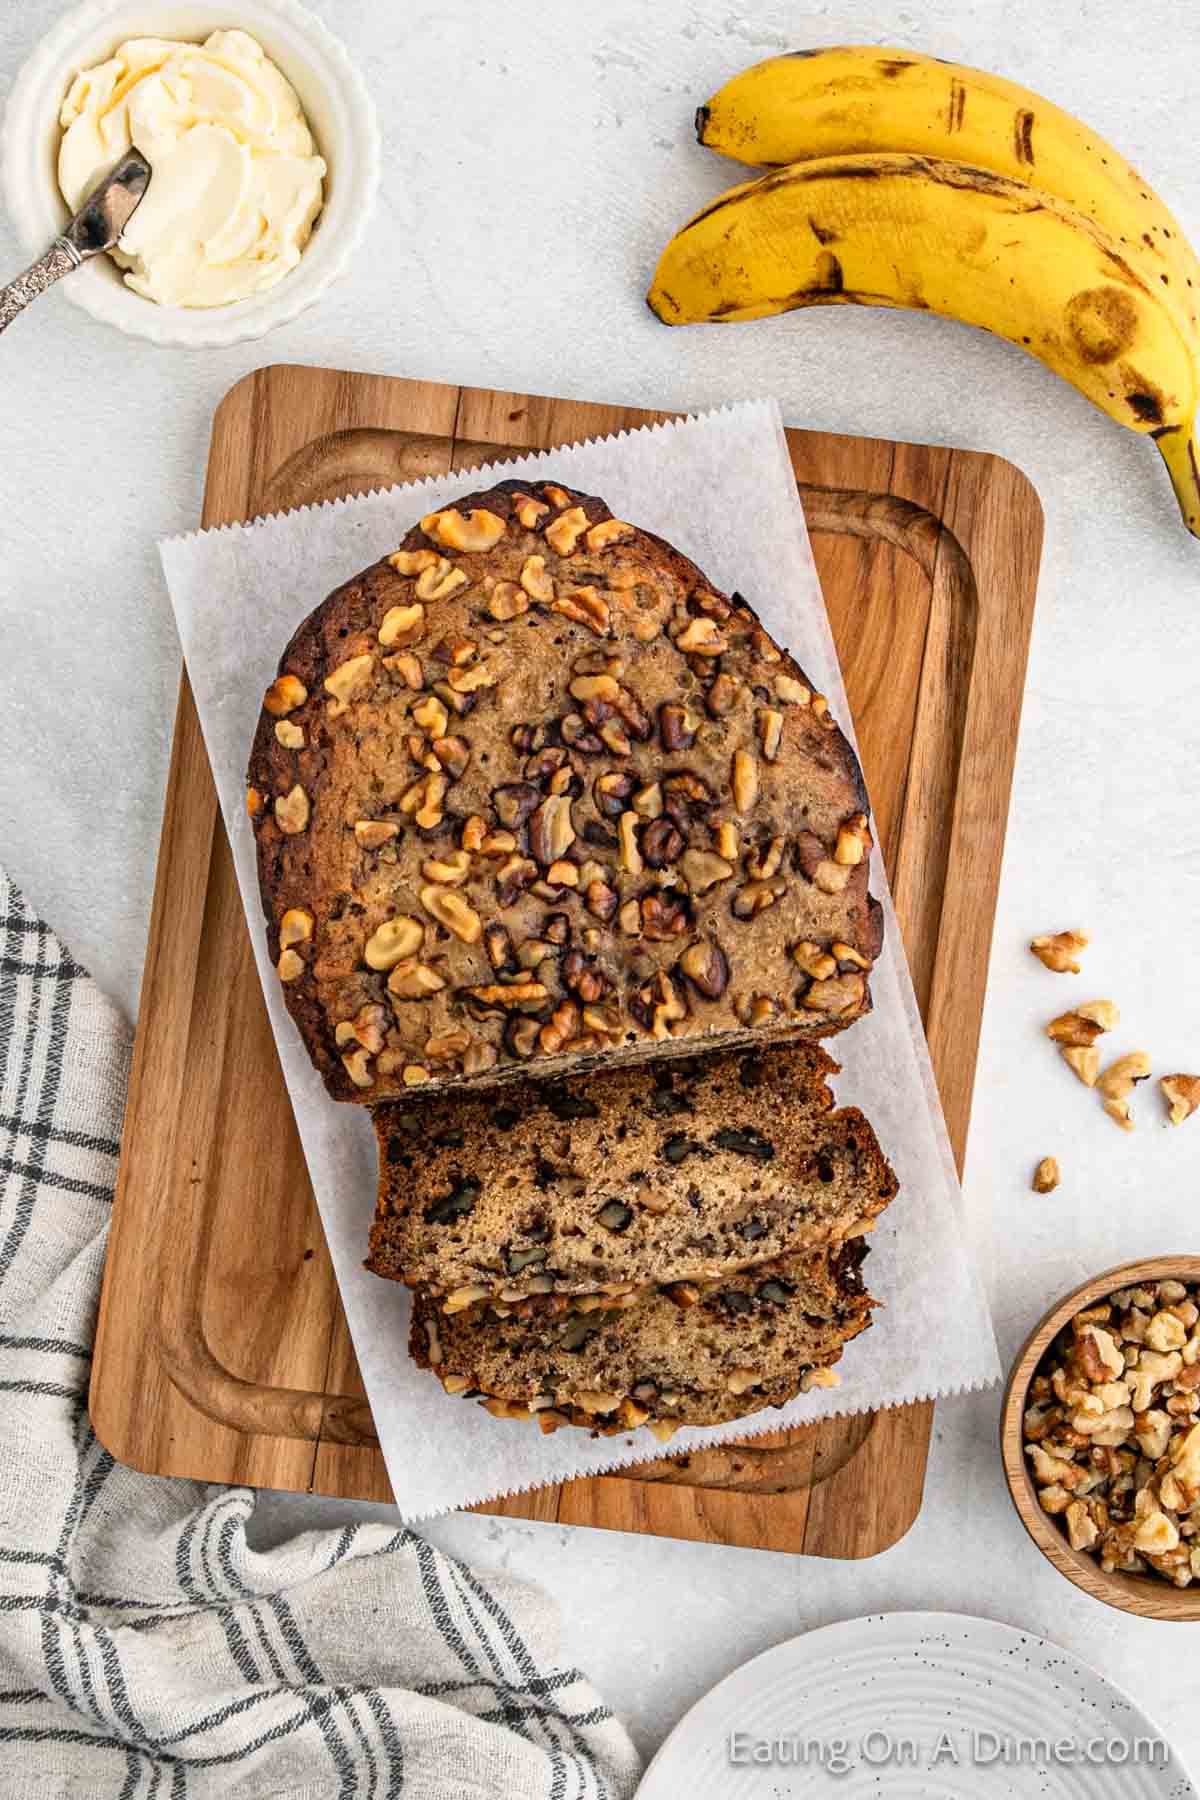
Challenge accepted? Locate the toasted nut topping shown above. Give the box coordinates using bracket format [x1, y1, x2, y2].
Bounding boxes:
[276, 948, 304, 982]
[433, 633, 476, 668]
[801, 974, 866, 1016]
[274, 719, 305, 749]
[732, 879, 786, 920]
[488, 581, 528, 621]
[547, 859, 578, 887]
[585, 518, 634, 551]
[421, 850, 471, 885]
[415, 558, 469, 602]
[387, 548, 439, 575]
[792, 940, 838, 981]
[815, 861, 851, 895]
[420, 886, 482, 944]
[553, 586, 611, 635]
[323, 652, 374, 707]
[544, 484, 573, 508]
[447, 660, 497, 695]
[573, 1389, 622, 1415]
[263, 673, 307, 716]
[800, 1367, 841, 1392]
[835, 813, 871, 866]
[520, 555, 555, 601]
[715, 821, 739, 862]
[569, 672, 620, 704]
[383, 651, 423, 688]
[1061, 1045, 1101, 1087]
[274, 785, 309, 835]
[680, 848, 733, 894]
[279, 908, 313, 949]
[528, 794, 576, 865]
[378, 602, 425, 648]
[1098, 1052, 1151, 1130]
[341, 1048, 373, 1089]
[732, 749, 758, 814]
[355, 819, 400, 850]
[746, 836, 785, 881]
[1046, 1001, 1119, 1047]
[246, 786, 262, 818]
[411, 693, 448, 738]
[618, 811, 643, 875]
[1030, 929, 1090, 974]
[758, 709, 783, 762]
[775, 674, 811, 706]
[679, 938, 730, 1000]
[399, 771, 447, 830]
[1162, 1074, 1200, 1125]
[632, 781, 664, 819]
[725, 1367, 761, 1396]
[1033, 1156, 1060, 1194]
[387, 959, 446, 1000]
[545, 506, 589, 556]
[674, 616, 727, 656]
[364, 916, 424, 970]
[421, 508, 505, 552]
[832, 941, 870, 970]
[512, 493, 550, 530]
[431, 735, 471, 780]
[425, 1029, 472, 1062]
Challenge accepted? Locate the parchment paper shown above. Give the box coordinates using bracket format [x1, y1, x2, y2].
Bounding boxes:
[159, 398, 1000, 1520]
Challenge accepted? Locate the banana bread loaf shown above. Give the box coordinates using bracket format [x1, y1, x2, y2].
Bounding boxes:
[247, 477, 882, 1103]
[410, 1242, 874, 1435]
[367, 1042, 896, 1304]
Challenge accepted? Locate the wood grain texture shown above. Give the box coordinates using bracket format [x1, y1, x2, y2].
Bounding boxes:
[90, 366, 1043, 1555]
[1001, 1256, 1200, 1623]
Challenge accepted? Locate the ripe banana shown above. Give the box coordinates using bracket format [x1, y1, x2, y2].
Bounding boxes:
[695, 46, 1200, 335]
[648, 154, 1200, 537]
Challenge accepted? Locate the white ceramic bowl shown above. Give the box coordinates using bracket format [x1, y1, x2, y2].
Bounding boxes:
[0, 0, 379, 346]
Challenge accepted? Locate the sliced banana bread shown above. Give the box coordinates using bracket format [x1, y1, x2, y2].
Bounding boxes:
[367, 1043, 896, 1305]
[248, 476, 883, 1104]
[410, 1243, 874, 1434]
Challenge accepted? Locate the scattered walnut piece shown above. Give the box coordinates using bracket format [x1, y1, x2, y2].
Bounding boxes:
[1162, 1075, 1200, 1126]
[1030, 929, 1089, 974]
[1060, 1045, 1100, 1088]
[1098, 1051, 1151, 1131]
[1045, 1000, 1119, 1047]
[1032, 1156, 1060, 1194]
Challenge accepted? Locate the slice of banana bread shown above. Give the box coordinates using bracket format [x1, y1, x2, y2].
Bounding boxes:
[367, 1042, 897, 1305]
[410, 1242, 874, 1434]
[247, 476, 883, 1104]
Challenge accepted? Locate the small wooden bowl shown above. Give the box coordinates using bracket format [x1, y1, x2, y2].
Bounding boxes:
[1001, 1255, 1200, 1621]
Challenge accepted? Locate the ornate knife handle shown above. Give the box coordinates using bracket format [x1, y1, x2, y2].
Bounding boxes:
[0, 238, 82, 336]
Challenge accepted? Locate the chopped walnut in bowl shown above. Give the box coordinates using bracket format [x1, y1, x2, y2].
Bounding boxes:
[1003, 1257, 1200, 1619]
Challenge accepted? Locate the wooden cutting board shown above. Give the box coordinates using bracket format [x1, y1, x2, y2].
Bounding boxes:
[90, 366, 1042, 1557]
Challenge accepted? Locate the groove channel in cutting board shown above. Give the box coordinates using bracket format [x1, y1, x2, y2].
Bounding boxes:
[90, 368, 1042, 1556]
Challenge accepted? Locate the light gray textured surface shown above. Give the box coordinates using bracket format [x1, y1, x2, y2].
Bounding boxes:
[2, 0, 1199, 1778]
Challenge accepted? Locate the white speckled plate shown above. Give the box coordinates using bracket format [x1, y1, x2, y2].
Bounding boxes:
[637, 1613, 1194, 1797]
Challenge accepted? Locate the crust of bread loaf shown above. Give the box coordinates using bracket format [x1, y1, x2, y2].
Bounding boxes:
[249, 478, 883, 1102]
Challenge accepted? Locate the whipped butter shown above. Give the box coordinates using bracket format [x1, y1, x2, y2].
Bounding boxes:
[59, 30, 326, 308]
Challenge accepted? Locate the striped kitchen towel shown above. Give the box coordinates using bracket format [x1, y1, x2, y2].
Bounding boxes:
[0, 865, 640, 1799]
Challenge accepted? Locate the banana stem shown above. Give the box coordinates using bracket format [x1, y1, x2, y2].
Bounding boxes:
[1155, 421, 1200, 540]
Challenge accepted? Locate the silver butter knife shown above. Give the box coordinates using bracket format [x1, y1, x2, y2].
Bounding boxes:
[0, 147, 151, 336]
